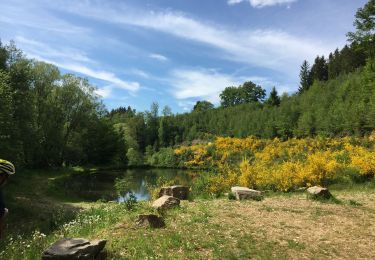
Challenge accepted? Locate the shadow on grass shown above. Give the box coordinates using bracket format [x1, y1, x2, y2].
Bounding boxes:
[308, 194, 342, 204]
[1, 168, 95, 240]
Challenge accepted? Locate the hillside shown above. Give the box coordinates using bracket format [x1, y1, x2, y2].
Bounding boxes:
[156, 68, 375, 143]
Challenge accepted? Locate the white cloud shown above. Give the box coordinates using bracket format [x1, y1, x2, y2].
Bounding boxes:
[228, 0, 297, 8]
[129, 69, 150, 78]
[60, 63, 140, 91]
[14, 37, 140, 92]
[169, 68, 286, 104]
[58, 2, 332, 78]
[228, 0, 246, 5]
[170, 69, 240, 104]
[250, 0, 297, 8]
[0, 0, 89, 35]
[149, 53, 168, 61]
[95, 85, 113, 98]
[15, 36, 93, 63]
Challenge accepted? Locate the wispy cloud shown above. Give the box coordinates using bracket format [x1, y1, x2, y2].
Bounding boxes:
[129, 69, 150, 78]
[58, 63, 140, 92]
[14, 37, 140, 92]
[227, 0, 244, 5]
[149, 53, 168, 62]
[0, 0, 89, 35]
[58, 2, 332, 78]
[95, 85, 113, 98]
[170, 68, 240, 103]
[228, 0, 298, 8]
[169, 68, 284, 104]
[0, 0, 143, 96]
[15, 36, 94, 63]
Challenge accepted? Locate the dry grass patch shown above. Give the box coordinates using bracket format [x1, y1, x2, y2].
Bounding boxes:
[207, 191, 375, 260]
[94, 190, 375, 259]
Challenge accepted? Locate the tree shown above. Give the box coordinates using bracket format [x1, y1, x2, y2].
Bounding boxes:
[0, 71, 15, 161]
[57, 75, 99, 165]
[81, 118, 121, 165]
[347, 0, 375, 67]
[31, 62, 62, 166]
[298, 60, 312, 93]
[327, 45, 366, 79]
[144, 145, 154, 165]
[266, 87, 281, 106]
[310, 56, 328, 82]
[158, 117, 168, 147]
[220, 86, 239, 107]
[0, 41, 8, 71]
[162, 105, 172, 116]
[126, 148, 144, 166]
[193, 100, 214, 112]
[8, 51, 34, 165]
[220, 81, 266, 107]
[144, 102, 159, 148]
[109, 106, 136, 121]
[240, 81, 266, 103]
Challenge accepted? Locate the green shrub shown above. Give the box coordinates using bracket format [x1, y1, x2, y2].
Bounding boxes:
[228, 192, 236, 200]
[124, 192, 137, 211]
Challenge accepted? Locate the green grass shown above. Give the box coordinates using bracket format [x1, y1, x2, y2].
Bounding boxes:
[1, 169, 374, 259]
[0, 200, 288, 259]
[287, 239, 306, 250]
[348, 199, 363, 206]
[1, 193, 375, 259]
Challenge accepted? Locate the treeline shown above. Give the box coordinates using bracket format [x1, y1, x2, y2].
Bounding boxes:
[0, 42, 123, 167]
[166, 69, 374, 140]
[299, 43, 367, 93]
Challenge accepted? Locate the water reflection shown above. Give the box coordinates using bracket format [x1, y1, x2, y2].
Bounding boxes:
[63, 168, 193, 202]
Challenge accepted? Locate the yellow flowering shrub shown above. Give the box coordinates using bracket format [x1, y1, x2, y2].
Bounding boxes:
[299, 152, 341, 186]
[349, 146, 375, 176]
[174, 144, 213, 168]
[175, 136, 374, 193]
[271, 161, 302, 191]
[206, 167, 238, 196]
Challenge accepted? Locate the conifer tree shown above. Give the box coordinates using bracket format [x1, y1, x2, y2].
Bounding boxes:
[310, 56, 328, 82]
[266, 87, 281, 106]
[298, 60, 312, 93]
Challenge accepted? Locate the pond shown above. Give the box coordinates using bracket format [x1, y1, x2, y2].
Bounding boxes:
[61, 168, 195, 202]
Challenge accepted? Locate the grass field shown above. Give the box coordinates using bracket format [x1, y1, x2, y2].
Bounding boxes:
[105, 189, 375, 259]
[0, 169, 374, 259]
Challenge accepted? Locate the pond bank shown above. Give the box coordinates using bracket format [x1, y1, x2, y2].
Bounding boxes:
[1, 167, 195, 237]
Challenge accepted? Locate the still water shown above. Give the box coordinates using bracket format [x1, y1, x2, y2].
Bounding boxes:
[62, 168, 194, 202]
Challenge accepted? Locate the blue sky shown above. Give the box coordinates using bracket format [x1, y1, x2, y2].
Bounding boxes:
[0, 0, 366, 113]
